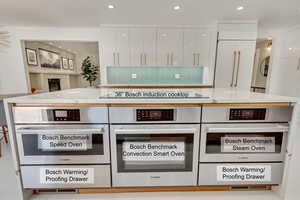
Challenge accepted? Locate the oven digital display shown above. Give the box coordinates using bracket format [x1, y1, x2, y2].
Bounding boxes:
[136, 109, 174, 121]
[54, 110, 68, 118]
[229, 108, 267, 120]
[48, 109, 80, 121]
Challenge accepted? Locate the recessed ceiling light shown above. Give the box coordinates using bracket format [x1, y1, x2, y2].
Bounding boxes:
[173, 5, 181, 10]
[108, 4, 115, 9]
[236, 6, 244, 11]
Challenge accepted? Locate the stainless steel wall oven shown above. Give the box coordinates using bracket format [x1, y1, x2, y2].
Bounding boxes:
[109, 107, 201, 187]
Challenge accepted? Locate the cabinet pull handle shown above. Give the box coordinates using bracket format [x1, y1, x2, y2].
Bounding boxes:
[193, 53, 196, 66]
[171, 53, 174, 66]
[235, 51, 241, 87]
[167, 53, 169, 65]
[197, 53, 200, 66]
[144, 53, 147, 65]
[297, 57, 300, 71]
[140, 54, 142, 65]
[113, 53, 116, 65]
[230, 51, 237, 87]
[118, 53, 120, 66]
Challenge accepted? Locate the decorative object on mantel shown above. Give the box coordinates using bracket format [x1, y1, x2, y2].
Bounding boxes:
[0, 31, 10, 49]
[68, 59, 74, 70]
[81, 56, 99, 87]
[62, 57, 69, 70]
[25, 48, 38, 66]
[39, 48, 61, 69]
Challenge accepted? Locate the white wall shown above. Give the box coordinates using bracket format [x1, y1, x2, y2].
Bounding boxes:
[0, 26, 101, 94]
[267, 25, 300, 97]
[0, 27, 28, 94]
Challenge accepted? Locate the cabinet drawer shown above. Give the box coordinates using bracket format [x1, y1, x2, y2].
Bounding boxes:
[21, 165, 111, 189]
[198, 163, 283, 186]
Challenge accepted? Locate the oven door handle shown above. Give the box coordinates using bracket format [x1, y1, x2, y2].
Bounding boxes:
[206, 126, 289, 133]
[114, 128, 197, 134]
[16, 128, 106, 134]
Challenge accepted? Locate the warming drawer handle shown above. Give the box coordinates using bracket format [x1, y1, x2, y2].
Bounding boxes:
[206, 126, 289, 133]
[114, 128, 197, 134]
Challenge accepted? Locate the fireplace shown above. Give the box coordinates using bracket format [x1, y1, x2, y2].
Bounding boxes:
[48, 78, 61, 92]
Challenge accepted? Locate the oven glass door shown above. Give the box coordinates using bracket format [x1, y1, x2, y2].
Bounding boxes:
[21, 133, 103, 156]
[206, 132, 283, 154]
[116, 133, 194, 172]
[17, 125, 109, 164]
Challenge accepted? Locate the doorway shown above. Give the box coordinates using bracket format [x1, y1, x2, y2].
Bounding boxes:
[251, 39, 272, 93]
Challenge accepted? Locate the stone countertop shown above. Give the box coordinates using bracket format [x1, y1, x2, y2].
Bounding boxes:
[0, 93, 30, 101]
[3, 88, 299, 105]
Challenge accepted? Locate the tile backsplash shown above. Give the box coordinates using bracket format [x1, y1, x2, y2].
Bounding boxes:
[107, 66, 204, 84]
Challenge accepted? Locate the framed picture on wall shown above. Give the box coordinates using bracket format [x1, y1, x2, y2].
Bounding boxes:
[39, 48, 61, 69]
[25, 48, 38, 66]
[62, 57, 69, 70]
[68, 59, 74, 70]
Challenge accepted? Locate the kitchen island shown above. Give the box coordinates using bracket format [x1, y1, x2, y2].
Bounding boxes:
[3, 88, 300, 200]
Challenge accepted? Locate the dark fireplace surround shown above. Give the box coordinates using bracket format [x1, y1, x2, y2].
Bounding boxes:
[48, 78, 61, 92]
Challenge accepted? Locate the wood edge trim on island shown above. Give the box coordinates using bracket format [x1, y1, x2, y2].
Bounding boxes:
[97, 85, 214, 89]
[12, 103, 109, 107]
[202, 102, 291, 107]
[13, 102, 291, 107]
[78, 186, 230, 193]
[32, 185, 275, 194]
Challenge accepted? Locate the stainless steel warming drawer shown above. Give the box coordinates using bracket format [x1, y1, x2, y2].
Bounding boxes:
[198, 163, 283, 185]
[21, 165, 111, 189]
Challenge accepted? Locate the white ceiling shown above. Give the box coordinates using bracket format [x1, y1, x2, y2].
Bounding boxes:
[1, 0, 300, 30]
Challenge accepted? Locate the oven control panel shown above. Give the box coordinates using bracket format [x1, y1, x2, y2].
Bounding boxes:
[47, 109, 80, 121]
[229, 108, 266, 121]
[136, 109, 174, 121]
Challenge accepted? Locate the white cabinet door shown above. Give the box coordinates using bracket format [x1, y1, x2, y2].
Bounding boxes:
[215, 41, 256, 90]
[129, 28, 156, 66]
[157, 28, 183, 66]
[235, 41, 256, 89]
[114, 28, 130, 66]
[129, 28, 144, 66]
[142, 28, 156, 66]
[183, 29, 212, 67]
[100, 28, 117, 66]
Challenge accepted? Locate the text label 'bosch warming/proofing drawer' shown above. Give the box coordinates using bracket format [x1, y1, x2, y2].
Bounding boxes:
[21, 165, 111, 189]
[198, 163, 283, 185]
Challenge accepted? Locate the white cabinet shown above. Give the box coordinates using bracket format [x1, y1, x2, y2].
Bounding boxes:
[101, 28, 130, 66]
[129, 28, 156, 66]
[157, 28, 184, 66]
[215, 41, 256, 90]
[183, 29, 212, 67]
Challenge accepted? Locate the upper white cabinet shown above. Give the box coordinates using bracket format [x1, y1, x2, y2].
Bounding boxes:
[129, 28, 156, 66]
[100, 27, 130, 66]
[100, 25, 217, 84]
[215, 41, 256, 90]
[157, 28, 184, 66]
[183, 29, 212, 67]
